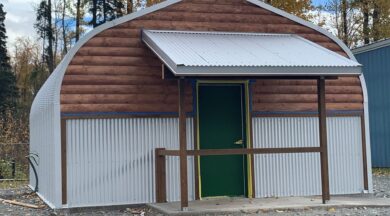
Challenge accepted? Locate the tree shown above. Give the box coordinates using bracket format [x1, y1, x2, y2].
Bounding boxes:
[62, 0, 68, 52]
[90, 0, 98, 27]
[48, 0, 53, 72]
[370, 0, 390, 42]
[341, 0, 348, 45]
[12, 37, 48, 105]
[0, 3, 10, 71]
[76, 0, 81, 41]
[146, 0, 163, 7]
[264, 0, 314, 20]
[352, 0, 390, 45]
[323, 0, 364, 48]
[0, 3, 18, 113]
[35, 0, 55, 73]
[89, 0, 126, 27]
[127, 0, 133, 13]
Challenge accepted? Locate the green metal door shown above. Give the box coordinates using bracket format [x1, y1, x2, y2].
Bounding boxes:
[198, 84, 247, 198]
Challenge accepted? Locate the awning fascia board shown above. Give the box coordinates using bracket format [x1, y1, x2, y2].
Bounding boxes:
[173, 66, 361, 77]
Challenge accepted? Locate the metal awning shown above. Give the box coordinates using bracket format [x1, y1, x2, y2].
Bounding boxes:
[142, 30, 362, 76]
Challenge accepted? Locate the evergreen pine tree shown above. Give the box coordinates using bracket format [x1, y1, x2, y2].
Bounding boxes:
[0, 4, 10, 70]
[35, 0, 54, 73]
[0, 3, 18, 112]
[89, 0, 126, 27]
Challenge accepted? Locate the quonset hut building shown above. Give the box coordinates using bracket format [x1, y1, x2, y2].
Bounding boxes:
[30, 0, 372, 209]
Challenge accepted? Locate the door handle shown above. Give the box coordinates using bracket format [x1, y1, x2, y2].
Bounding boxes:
[234, 139, 243, 145]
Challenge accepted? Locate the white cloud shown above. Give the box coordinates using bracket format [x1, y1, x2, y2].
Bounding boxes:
[308, 9, 338, 37]
[1, 0, 42, 52]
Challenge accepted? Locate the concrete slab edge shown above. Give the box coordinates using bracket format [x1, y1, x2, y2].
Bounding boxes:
[147, 203, 390, 216]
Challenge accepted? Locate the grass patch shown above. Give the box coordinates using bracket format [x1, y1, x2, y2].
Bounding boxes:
[0, 180, 27, 189]
[372, 168, 390, 176]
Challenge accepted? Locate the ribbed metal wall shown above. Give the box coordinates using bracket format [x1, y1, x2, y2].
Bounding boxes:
[29, 105, 61, 208]
[29, 69, 63, 208]
[356, 49, 390, 167]
[253, 116, 364, 198]
[66, 117, 194, 208]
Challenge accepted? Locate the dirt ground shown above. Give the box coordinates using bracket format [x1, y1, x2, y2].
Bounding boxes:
[0, 172, 389, 216]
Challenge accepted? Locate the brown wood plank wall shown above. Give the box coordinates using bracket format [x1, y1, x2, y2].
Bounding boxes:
[60, 0, 362, 114]
[252, 77, 363, 112]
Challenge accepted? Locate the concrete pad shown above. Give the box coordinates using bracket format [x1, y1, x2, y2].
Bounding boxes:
[147, 196, 390, 215]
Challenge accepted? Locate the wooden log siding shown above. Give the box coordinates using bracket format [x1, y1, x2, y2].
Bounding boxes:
[252, 77, 363, 112]
[60, 0, 362, 114]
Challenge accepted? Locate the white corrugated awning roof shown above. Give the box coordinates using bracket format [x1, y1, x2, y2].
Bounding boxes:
[142, 30, 362, 76]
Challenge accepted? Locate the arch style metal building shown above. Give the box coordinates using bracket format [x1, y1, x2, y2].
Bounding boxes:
[354, 39, 390, 167]
[29, 0, 372, 209]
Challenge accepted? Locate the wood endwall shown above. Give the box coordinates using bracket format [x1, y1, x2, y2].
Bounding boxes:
[60, 0, 362, 114]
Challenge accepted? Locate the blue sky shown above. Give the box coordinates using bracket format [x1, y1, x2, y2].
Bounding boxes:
[313, 0, 328, 6]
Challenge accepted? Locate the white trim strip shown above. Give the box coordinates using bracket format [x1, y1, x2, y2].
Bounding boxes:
[353, 39, 390, 54]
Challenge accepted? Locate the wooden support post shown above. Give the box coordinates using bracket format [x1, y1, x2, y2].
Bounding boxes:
[318, 77, 330, 204]
[178, 78, 188, 210]
[194, 117, 200, 200]
[155, 148, 166, 203]
[61, 119, 67, 205]
[361, 116, 369, 190]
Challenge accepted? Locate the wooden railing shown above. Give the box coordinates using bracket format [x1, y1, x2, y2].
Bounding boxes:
[155, 146, 324, 203]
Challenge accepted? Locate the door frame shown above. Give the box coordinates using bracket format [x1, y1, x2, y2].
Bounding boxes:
[195, 80, 253, 199]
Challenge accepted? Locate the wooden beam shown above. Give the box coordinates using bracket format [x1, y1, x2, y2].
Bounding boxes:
[361, 115, 369, 190]
[252, 112, 364, 118]
[178, 78, 188, 210]
[159, 147, 322, 156]
[318, 77, 330, 204]
[61, 119, 67, 205]
[155, 148, 167, 203]
[248, 108, 256, 198]
[193, 116, 200, 200]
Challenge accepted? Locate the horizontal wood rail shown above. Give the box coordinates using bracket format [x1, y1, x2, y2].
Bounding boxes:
[159, 147, 322, 157]
[155, 146, 322, 203]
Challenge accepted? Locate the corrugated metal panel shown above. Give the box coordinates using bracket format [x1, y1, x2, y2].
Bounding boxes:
[29, 62, 63, 208]
[142, 30, 361, 76]
[29, 105, 61, 208]
[356, 48, 390, 167]
[66, 117, 194, 208]
[253, 116, 364, 197]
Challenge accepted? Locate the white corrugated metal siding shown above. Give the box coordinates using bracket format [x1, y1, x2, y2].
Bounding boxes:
[29, 105, 61, 208]
[253, 116, 365, 197]
[66, 117, 194, 208]
[29, 64, 63, 209]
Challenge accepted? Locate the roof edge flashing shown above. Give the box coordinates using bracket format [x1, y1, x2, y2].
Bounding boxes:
[174, 65, 362, 77]
[353, 39, 390, 54]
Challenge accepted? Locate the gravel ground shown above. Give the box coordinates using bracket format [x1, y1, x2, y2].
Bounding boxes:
[1, 173, 389, 216]
[373, 174, 390, 199]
